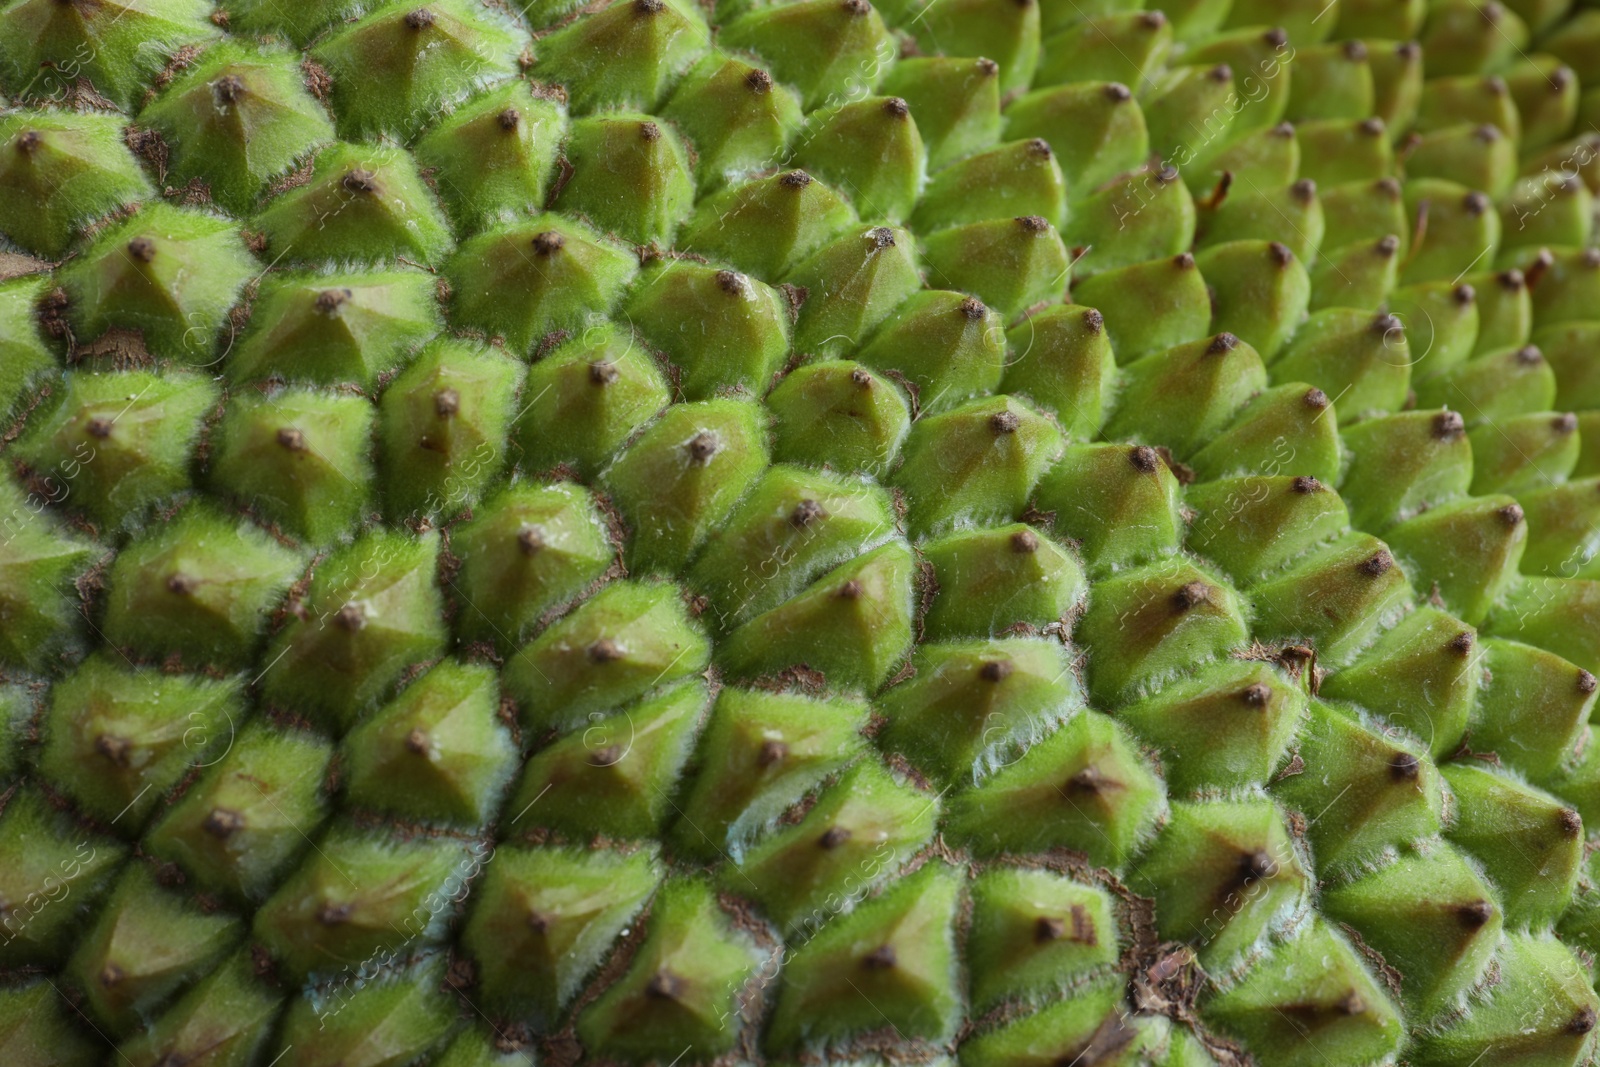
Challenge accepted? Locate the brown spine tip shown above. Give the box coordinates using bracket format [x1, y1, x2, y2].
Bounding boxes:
[214, 75, 246, 104]
[645, 970, 686, 1000]
[1303, 387, 1329, 409]
[1207, 332, 1239, 354]
[1017, 215, 1049, 234]
[1360, 550, 1394, 577]
[1473, 124, 1500, 143]
[1372, 312, 1402, 335]
[1290, 178, 1317, 202]
[836, 579, 864, 600]
[1551, 66, 1574, 91]
[518, 525, 546, 556]
[1129, 445, 1160, 473]
[780, 170, 812, 188]
[1263, 26, 1288, 46]
[589, 360, 620, 385]
[335, 602, 367, 632]
[1034, 916, 1066, 943]
[1559, 807, 1583, 837]
[433, 388, 460, 418]
[127, 236, 156, 263]
[1343, 39, 1367, 60]
[527, 910, 551, 933]
[1514, 345, 1543, 365]
[979, 659, 1013, 683]
[1498, 268, 1525, 291]
[587, 638, 625, 663]
[318, 902, 352, 926]
[1291, 475, 1322, 494]
[842, 0, 870, 14]
[1432, 410, 1466, 440]
[990, 410, 1021, 435]
[1011, 528, 1040, 554]
[1569, 1007, 1598, 1035]
[758, 739, 788, 767]
[1173, 251, 1195, 269]
[166, 573, 199, 596]
[1241, 850, 1279, 882]
[1359, 117, 1385, 137]
[98, 963, 125, 989]
[687, 430, 720, 463]
[404, 728, 430, 755]
[202, 807, 244, 839]
[1240, 683, 1270, 707]
[588, 744, 623, 767]
[715, 269, 745, 295]
[1583, 247, 1600, 269]
[404, 7, 436, 28]
[87, 415, 114, 439]
[959, 296, 987, 320]
[498, 107, 521, 131]
[1498, 503, 1524, 527]
[1067, 766, 1104, 795]
[1138, 9, 1166, 27]
[1375, 234, 1400, 257]
[870, 226, 896, 249]
[1484, 74, 1507, 95]
[790, 499, 825, 528]
[745, 68, 774, 93]
[1388, 751, 1420, 780]
[1463, 191, 1490, 216]
[1456, 899, 1493, 929]
[883, 96, 910, 119]
[861, 945, 897, 970]
[342, 168, 378, 194]
[94, 734, 131, 767]
[1172, 581, 1212, 612]
[1027, 137, 1053, 158]
[819, 825, 852, 849]
[1083, 307, 1104, 332]
[1103, 82, 1132, 102]
[1375, 177, 1400, 198]
[1270, 121, 1294, 138]
[1453, 283, 1476, 305]
[315, 288, 351, 314]
[1525, 248, 1555, 288]
[532, 230, 565, 255]
[1450, 630, 1475, 655]
[976, 57, 999, 76]
[1337, 992, 1367, 1017]
[1268, 241, 1293, 266]
[634, 0, 665, 11]
[15, 129, 41, 154]
[1397, 41, 1420, 60]
[1578, 670, 1597, 695]
[850, 366, 874, 388]
[639, 120, 661, 142]
[277, 427, 308, 452]
[1207, 63, 1232, 83]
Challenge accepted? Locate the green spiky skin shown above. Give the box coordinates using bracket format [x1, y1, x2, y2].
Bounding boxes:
[0, 111, 153, 257]
[228, 268, 444, 389]
[258, 529, 448, 729]
[143, 722, 333, 905]
[60, 204, 257, 363]
[101, 504, 305, 669]
[38, 658, 242, 831]
[6, 1, 1600, 1064]
[378, 339, 521, 519]
[208, 387, 377, 542]
[136, 43, 335, 216]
